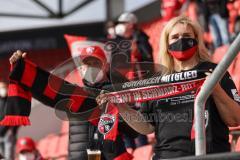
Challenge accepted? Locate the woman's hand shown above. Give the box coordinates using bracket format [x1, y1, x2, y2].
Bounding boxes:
[96, 91, 108, 106]
[9, 50, 27, 65]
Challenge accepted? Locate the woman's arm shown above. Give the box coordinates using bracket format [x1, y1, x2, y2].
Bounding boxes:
[212, 84, 240, 127]
[207, 70, 240, 127]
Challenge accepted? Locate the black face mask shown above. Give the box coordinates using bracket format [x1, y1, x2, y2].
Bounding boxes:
[168, 38, 198, 61]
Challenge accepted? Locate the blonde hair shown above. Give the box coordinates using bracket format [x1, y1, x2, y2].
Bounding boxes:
[158, 16, 211, 74]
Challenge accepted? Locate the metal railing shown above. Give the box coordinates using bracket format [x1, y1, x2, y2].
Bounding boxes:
[194, 33, 240, 155]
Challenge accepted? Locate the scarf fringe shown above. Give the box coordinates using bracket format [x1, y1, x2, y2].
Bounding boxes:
[0, 115, 30, 126]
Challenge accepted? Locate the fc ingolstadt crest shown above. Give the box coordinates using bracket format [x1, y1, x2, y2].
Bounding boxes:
[98, 114, 116, 135]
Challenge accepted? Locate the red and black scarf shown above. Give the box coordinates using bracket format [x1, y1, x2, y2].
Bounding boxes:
[1, 58, 132, 160]
[0, 59, 99, 125]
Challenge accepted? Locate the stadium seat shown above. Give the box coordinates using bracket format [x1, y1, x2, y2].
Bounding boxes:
[37, 122, 69, 159]
[227, 3, 234, 10]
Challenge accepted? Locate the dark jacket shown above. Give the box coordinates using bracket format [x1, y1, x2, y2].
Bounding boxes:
[201, 0, 229, 22]
[112, 29, 153, 63]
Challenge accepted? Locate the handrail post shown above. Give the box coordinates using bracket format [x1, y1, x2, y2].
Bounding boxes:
[194, 33, 240, 156]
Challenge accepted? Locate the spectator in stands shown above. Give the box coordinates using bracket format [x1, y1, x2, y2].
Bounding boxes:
[105, 21, 116, 39]
[113, 12, 153, 153]
[16, 137, 44, 160]
[0, 81, 19, 160]
[114, 12, 153, 64]
[97, 15, 240, 159]
[152, 15, 240, 159]
[161, 0, 186, 21]
[201, 0, 230, 49]
[9, 47, 138, 160]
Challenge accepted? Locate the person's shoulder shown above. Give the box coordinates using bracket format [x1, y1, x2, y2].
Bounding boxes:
[196, 61, 217, 70]
[135, 29, 149, 38]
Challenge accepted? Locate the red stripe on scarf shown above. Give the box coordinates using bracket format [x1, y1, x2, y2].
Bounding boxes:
[43, 75, 63, 100]
[88, 107, 101, 126]
[43, 84, 57, 100]
[114, 151, 133, 160]
[8, 83, 32, 101]
[67, 86, 91, 112]
[21, 60, 37, 88]
[68, 95, 85, 112]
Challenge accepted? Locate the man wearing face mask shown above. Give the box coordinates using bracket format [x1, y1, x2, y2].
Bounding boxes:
[16, 137, 44, 160]
[114, 12, 153, 65]
[67, 46, 136, 160]
[78, 46, 108, 85]
[105, 21, 116, 39]
[0, 81, 19, 160]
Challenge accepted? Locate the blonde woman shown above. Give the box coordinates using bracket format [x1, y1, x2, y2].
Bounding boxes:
[151, 15, 240, 159]
[97, 16, 240, 159]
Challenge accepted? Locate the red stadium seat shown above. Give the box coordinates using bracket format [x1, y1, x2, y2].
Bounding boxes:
[229, 10, 238, 21]
[61, 121, 69, 133]
[57, 133, 68, 157]
[37, 137, 50, 157]
[227, 3, 234, 10]
[37, 134, 56, 158]
[37, 122, 69, 159]
[204, 32, 213, 44]
[212, 45, 229, 63]
[234, 0, 240, 9]
[47, 135, 59, 157]
[186, 2, 198, 21]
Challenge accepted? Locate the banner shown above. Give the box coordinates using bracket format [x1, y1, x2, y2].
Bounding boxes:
[106, 78, 205, 104]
